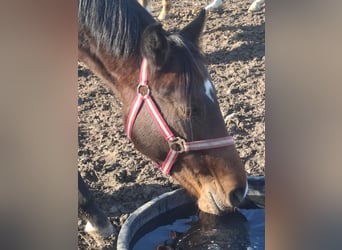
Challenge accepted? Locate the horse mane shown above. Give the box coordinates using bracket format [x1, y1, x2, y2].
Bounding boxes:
[79, 0, 207, 106]
[78, 0, 156, 57]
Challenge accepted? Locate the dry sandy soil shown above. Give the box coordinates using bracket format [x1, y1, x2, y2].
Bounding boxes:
[78, 0, 265, 249]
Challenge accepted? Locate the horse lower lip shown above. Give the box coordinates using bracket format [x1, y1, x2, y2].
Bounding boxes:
[208, 192, 227, 213]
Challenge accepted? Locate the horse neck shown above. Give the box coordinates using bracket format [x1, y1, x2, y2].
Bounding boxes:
[78, 35, 142, 100]
[78, 0, 155, 103]
[108, 57, 142, 103]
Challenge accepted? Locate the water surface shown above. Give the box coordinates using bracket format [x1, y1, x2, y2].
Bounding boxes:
[133, 208, 264, 250]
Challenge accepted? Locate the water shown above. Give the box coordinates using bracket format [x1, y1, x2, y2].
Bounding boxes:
[240, 209, 265, 250]
[133, 208, 264, 250]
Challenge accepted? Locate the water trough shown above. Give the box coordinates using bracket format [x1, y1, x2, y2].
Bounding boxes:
[117, 176, 265, 250]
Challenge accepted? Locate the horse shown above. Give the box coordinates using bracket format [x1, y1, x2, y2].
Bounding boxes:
[139, 0, 265, 20]
[205, 0, 265, 12]
[138, 0, 170, 20]
[248, 0, 265, 12]
[78, 0, 247, 243]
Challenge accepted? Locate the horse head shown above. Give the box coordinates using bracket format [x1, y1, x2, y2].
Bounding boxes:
[124, 9, 247, 215]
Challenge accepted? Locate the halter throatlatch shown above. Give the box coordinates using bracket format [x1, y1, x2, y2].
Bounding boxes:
[125, 58, 235, 175]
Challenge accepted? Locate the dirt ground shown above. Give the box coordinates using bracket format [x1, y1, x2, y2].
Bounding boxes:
[78, 0, 265, 249]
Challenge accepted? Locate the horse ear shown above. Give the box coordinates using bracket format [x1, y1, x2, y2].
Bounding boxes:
[141, 23, 169, 70]
[179, 8, 206, 45]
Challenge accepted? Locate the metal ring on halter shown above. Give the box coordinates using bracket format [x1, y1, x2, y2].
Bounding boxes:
[137, 84, 150, 97]
[168, 137, 186, 153]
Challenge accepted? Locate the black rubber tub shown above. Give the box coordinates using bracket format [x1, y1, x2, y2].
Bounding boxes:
[117, 176, 265, 250]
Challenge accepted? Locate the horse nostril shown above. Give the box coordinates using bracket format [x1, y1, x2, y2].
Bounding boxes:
[229, 187, 247, 207]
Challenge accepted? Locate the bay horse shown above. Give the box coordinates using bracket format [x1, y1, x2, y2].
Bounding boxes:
[139, 0, 265, 20]
[78, 0, 247, 242]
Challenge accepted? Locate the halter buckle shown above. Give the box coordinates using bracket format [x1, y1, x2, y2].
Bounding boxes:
[168, 137, 186, 153]
[137, 83, 150, 97]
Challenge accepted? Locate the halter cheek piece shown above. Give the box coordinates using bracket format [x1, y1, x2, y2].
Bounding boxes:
[125, 58, 235, 175]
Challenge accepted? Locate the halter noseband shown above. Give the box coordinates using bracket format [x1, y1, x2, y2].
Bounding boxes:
[125, 58, 235, 175]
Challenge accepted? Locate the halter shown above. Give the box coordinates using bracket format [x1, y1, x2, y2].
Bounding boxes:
[125, 58, 235, 175]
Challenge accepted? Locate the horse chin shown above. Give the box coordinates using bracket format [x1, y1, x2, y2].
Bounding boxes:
[198, 190, 234, 215]
[170, 157, 246, 215]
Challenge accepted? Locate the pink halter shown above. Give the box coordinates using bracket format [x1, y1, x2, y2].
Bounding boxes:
[125, 58, 235, 175]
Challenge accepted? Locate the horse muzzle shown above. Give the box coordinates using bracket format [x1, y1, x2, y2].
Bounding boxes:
[198, 182, 248, 215]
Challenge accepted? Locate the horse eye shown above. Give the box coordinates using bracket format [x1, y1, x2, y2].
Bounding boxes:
[190, 107, 202, 118]
[183, 107, 191, 117]
[183, 106, 201, 118]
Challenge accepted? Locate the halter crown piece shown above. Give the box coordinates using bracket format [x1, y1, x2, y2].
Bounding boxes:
[125, 58, 235, 175]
